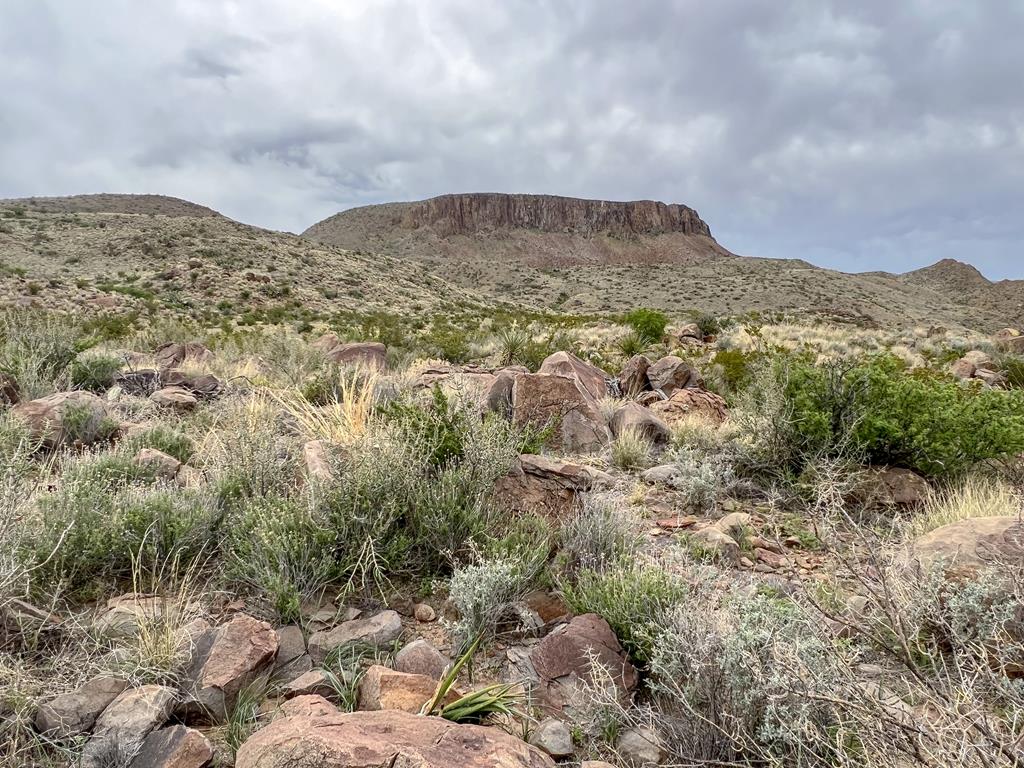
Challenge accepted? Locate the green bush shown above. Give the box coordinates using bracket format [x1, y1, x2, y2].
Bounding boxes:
[561, 563, 686, 666]
[695, 312, 721, 337]
[779, 354, 1024, 478]
[27, 455, 219, 599]
[711, 348, 758, 396]
[624, 308, 669, 344]
[123, 425, 194, 464]
[70, 354, 123, 393]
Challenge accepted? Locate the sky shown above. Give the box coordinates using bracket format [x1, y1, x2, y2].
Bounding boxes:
[1, 1, 1022, 279]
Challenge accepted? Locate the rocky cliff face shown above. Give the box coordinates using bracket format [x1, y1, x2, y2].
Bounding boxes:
[394, 193, 713, 238]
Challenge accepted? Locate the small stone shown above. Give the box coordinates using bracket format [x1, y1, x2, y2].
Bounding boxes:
[617, 725, 668, 766]
[357, 665, 452, 713]
[394, 639, 449, 680]
[413, 603, 436, 622]
[132, 725, 214, 768]
[529, 717, 575, 758]
[283, 670, 336, 700]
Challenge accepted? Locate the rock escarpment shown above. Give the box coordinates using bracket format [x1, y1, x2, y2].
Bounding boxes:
[394, 193, 713, 238]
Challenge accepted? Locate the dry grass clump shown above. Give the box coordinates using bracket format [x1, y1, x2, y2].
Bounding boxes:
[906, 476, 1021, 538]
[273, 365, 381, 445]
[610, 427, 652, 471]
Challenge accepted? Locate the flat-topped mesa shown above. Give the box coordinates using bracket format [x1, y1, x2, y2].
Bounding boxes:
[398, 193, 713, 238]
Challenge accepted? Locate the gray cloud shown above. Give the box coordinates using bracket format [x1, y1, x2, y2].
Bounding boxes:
[0, 0, 1021, 278]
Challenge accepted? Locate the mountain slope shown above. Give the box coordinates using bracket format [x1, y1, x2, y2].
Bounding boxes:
[0, 195, 497, 323]
[304, 193, 734, 268]
[304, 193, 1022, 329]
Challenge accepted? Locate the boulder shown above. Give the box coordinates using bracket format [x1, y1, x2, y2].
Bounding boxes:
[530, 717, 575, 758]
[485, 370, 517, 416]
[493, 453, 612, 520]
[690, 527, 741, 563]
[356, 665, 453, 713]
[94, 594, 171, 640]
[79, 685, 177, 768]
[394, 639, 449, 680]
[235, 708, 554, 768]
[538, 351, 610, 400]
[154, 342, 212, 371]
[324, 341, 387, 370]
[646, 356, 703, 396]
[150, 386, 198, 412]
[160, 370, 222, 398]
[641, 464, 684, 487]
[512, 373, 610, 454]
[618, 354, 652, 397]
[132, 725, 214, 768]
[994, 328, 1024, 354]
[609, 402, 671, 445]
[0, 371, 19, 405]
[650, 388, 728, 425]
[34, 675, 129, 740]
[272, 625, 311, 684]
[675, 322, 703, 342]
[308, 610, 402, 663]
[617, 725, 668, 766]
[283, 670, 337, 700]
[912, 516, 1024, 580]
[11, 390, 111, 447]
[178, 614, 278, 724]
[531, 614, 638, 713]
[854, 467, 930, 507]
[134, 448, 182, 480]
[949, 357, 977, 380]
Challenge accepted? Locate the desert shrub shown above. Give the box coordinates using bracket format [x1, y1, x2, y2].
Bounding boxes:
[1, 417, 36, 611]
[695, 311, 721, 337]
[556, 493, 641, 575]
[446, 550, 546, 652]
[227, 495, 334, 622]
[610, 427, 652, 470]
[562, 562, 686, 666]
[382, 385, 468, 468]
[648, 583, 847, 765]
[709, 347, 757, 397]
[624, 308, 669, 344]
[27, 456, 219, 599]
[615, 330, 650, 359]
[70, 353, 122, 393]
[495, 324, 532, 366]
[665, 446, 736, 513]
[0, 308, 83, 397]
[122, 424, 194, 464]
[737, 353, 1024, 483]
[1001, 355, 1024, 389]
[782, 354, 1024, 478]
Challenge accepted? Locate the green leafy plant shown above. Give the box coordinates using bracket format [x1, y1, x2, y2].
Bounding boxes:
[624, 308, 669, 344]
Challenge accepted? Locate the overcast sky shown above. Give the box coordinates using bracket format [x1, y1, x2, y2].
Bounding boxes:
[1, 1, 1022, 279]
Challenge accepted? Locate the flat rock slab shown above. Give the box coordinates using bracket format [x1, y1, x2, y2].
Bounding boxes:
[308, 610, 402, 663]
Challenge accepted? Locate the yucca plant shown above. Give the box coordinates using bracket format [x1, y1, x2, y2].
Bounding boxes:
[496, 324, 531, 366]
[420, 633, 524, 724]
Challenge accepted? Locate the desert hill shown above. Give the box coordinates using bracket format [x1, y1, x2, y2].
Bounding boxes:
[305, 193, 1023, 329]
[0, 195, 499, 324]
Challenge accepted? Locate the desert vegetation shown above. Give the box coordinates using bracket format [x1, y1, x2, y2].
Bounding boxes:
[3, 300, 1024, 768]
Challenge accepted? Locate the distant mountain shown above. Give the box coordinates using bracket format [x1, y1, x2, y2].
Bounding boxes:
[303, 193, 734, 268]
[304, 193, 1022, 329]
[0, 193, 224, 219]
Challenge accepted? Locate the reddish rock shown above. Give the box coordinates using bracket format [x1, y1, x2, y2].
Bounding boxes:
[11, 390, 111, 447]
[179, 614, 278, 724]
[538, 351, 610, 400]
[133, 725, 214, 768]
[647, 356, 703, 396]
[854, 467, 930, 507]
[134, 448, 182, 480]
[512, 374, 610, 454]
[149, 386, 198, 412]
[493, 454, 611, 520]
[283, 670, 336, 700]
[356, 665, 454, 713]
[531, 614, 638, 713]
[912, 516, 1024, 581]
[650, 387, 728, 425]
[608, 401, 671, 444]
[235, 707, 554, 768]
[618, 354, 651, 397]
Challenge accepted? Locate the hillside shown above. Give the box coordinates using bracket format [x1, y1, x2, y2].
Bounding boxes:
[900, 259, 1024, 325]
[0, 195, 498, 326]
[305, 193, 1023, 329]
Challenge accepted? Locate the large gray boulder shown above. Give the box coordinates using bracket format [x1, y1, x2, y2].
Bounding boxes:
[512, 373, 610, 454]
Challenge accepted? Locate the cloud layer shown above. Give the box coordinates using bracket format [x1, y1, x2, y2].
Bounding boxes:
[1, 0, 1022, 277]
